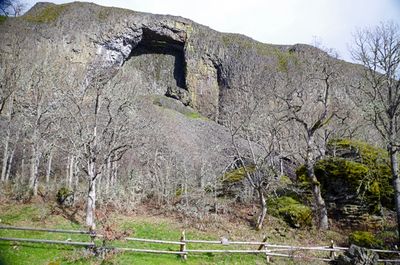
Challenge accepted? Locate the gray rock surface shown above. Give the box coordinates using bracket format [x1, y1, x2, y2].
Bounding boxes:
[332, 245, 378, 265]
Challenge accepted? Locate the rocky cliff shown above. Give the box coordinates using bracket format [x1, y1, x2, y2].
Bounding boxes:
[0, 2, 371, 184]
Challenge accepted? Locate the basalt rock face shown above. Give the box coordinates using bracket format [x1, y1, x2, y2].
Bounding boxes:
[0, 2, 369, 177]
[4, 2, 364, 118]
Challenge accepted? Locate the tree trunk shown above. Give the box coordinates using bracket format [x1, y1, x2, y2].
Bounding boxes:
[32, 155, 40, 196]
[255, 188, 267, 230]
[29, 123, 41, 196]
[1, 94, 13, 182]
[1, 134, 10, 182]
[18, 144, 26, 183]
[311, 180, 329, 229]
[68, 155, 74, 189]
[65, 156, 70, 186]
[86, 92, 100, 228]
[306, 135, 329, 230]
[30, 156, 34, 189]
[111, 161, 118, 187]
[29, 144, 40, 196]
[110, 161, 116, 187]
[389, 144, 400, 245]
[85, 176, 96, 227]
[86, 153, 97, 227]
[74, 159, 79, 191]
[97, 172, 102, 200]
[46, 150, 53, 184]
[5, 146, 15, 182]
[105, 156, 111, 195]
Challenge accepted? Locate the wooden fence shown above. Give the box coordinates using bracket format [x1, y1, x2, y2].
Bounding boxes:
[1, 225, 400, 263]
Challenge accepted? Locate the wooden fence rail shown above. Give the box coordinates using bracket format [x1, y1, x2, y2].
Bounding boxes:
[1, 225, 400, 263]
[0, 225, 91, 235]
[125, 237, 184, 245]
[0, 237, 94, 247]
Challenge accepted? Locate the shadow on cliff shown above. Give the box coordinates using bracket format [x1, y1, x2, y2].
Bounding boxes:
[127, 28, 186, 89]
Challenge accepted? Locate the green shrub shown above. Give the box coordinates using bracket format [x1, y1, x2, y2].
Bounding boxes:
[279, 175, 293, 186]
[349, 231, 383, 248]
[275, 50, 298, 72]
[56, 187, 73, 206]
[268, 196, 312, 228]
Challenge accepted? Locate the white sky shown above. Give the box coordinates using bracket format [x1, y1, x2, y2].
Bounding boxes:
[26, 0, 400, 62]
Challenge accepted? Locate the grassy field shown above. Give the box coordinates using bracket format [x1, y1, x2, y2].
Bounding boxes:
[0, 201, 348, 265]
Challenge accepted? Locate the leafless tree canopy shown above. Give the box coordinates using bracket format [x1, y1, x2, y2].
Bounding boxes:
[351, 21, 400, 243]
[0, 0, 26, 17]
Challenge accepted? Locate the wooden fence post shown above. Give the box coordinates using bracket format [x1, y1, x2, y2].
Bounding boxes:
[180, 230, 187, 260]
[329, 240, 336, 260]
[89, 225, 96, 244]
[258, 235, 270, 263]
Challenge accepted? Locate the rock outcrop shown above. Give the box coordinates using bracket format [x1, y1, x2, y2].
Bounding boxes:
[332, 245, 378, 265]
[304, 139, 394, 229]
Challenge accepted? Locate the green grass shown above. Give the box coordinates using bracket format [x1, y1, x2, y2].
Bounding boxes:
[24, 4, 66, 23]
[221, 33, 276, 57]
[97, 8, 110, 21]
[0, 204, 268, 264]
[0, 202, 345, 264]
[102, 215, 269, 264]
[0, 16, 7, 25]
[0, 204, 90, 265]
[151, 95, 207, 121]
[184, 111, 205, 120]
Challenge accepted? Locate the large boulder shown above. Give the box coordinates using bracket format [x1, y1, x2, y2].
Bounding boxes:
[297, 139, 393, 229]
[332, 245, 378, 265]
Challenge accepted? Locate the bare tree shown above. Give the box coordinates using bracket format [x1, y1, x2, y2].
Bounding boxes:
[351, 21, 400, 241]
[223, 68, 284, 230]
[277, 46, 343, 230]
[60, 72, 138, 227]
[0, 0, 26, 17]
[25, 68, 61, 196]
[0, 35, 24, 184]
[228, 117, 282, 230]
[0, 93, 19, 183]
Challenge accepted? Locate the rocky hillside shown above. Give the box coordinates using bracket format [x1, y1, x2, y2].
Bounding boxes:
[0, 2, 375, 198]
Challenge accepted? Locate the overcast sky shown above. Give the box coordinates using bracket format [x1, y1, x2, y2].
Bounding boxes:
[26, 0, 400, 62]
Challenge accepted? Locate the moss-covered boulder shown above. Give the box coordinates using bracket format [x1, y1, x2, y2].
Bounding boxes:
[56, 187, 74, 207]
[219, 165, 255, 199]
[222, 166, 255, 183]
[315, 157, 382, 214]
[268, 196, 312, 228]
[325, 139, 392, 210]
[297, 139, 393, 228]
